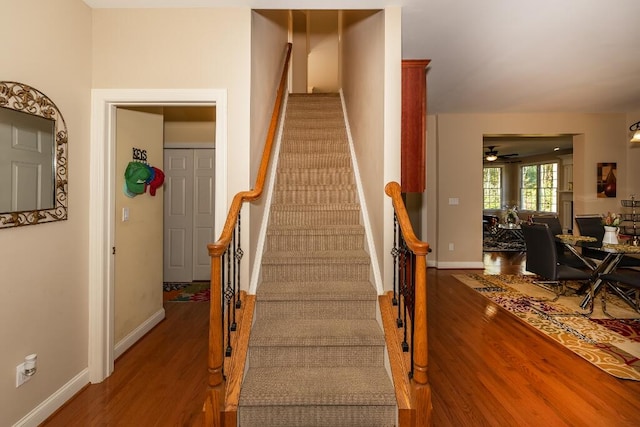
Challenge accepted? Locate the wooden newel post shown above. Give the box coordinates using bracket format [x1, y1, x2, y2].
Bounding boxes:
[204, 246, 225, 426]
[412, 254, 432, 426]
[384, 181, 433, 426]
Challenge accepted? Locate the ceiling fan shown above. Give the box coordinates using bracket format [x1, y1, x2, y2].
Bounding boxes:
[484, 146, 518, 162]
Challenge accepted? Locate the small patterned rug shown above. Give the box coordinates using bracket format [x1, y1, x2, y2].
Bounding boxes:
[455, 273, 640, 381]
[163, 281, 210, 302]
[482, 233, 525, 252]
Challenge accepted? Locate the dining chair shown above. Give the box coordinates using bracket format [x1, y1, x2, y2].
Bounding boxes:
[599, 269, 640, 316]
[574, 215, 606, 260]
[521, 222, 593, 303]
[532, 215, 584, 269]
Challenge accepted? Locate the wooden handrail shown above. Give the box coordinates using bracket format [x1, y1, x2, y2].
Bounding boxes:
[385, 182, 430, 256]
[203, 42, 292, 427]
[384, 180, 432, 426]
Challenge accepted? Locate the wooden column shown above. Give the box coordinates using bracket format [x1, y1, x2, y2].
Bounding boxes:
[401, 60, 430, 193]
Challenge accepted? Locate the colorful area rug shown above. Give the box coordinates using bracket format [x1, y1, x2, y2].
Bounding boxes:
[163, 281, 210, 302]
[455, 273, 640, 381]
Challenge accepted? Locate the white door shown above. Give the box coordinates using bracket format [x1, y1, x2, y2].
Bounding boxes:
[0, 107, 54, 212]
[192, 149, 216, 280]
[163, 148, 215, 282]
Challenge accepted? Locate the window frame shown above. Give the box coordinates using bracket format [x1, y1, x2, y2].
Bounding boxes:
[483, 165, 503, 210]
[519, 161, 558, 213]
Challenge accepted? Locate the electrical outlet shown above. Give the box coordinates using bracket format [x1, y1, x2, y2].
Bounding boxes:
[16, 363, 31, 387]
[448, 243, 455, 251]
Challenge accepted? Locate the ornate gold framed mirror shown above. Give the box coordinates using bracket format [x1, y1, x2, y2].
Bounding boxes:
[0, 81, 68, 228]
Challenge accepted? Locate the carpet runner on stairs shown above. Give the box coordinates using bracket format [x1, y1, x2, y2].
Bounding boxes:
[238, 93, 396, 426]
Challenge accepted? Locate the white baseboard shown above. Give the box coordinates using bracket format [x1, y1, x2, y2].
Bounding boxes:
[13, 369, 89, 427]
[13, 308, 166, 427]
[435, 261, 485, 269]
[114, 307, 165, 359]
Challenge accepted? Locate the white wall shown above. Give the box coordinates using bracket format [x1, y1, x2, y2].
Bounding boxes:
[0, 1, 93, 425]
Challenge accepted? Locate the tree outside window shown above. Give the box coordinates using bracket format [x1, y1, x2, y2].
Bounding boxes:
[520, 163, 557, 212]
[483, 167, 502, 209]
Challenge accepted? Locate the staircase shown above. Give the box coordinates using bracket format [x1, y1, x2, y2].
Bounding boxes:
[237, 93, 396, 426]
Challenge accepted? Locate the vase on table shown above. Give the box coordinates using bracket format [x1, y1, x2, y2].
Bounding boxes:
[603, 226, 619, 244]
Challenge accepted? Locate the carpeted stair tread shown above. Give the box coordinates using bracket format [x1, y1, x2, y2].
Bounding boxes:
[285, 112, 345, 121]
[285, 118, 346, 127]
[257, 280, 376, 301]
[275, 184, 356, 191]
[273, 186, 358, 205]
[269, 210, 360, 227]
[279, 152, 351, 162]
[269, 202, 360, 212]
[249, 319, 384, 347]
[267, 225, 364, 236]
[279, 142, 350, 154]
[262, 249, 371, 264]
[276, 169, 355, 185]
[239, 367, 395, 407]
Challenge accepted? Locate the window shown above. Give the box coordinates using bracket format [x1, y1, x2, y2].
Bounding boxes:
[483, 167, 502, 209]
[520, 162, 558, 212]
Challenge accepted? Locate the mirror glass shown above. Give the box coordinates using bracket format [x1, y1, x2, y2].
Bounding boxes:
[0, 81, 67, 228]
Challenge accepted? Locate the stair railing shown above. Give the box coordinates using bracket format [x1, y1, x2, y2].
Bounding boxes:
[385, 181, 433, 426]
[203, 42, 292, 427]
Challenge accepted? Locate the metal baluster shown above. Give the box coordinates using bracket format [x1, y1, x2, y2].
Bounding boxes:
[391, 213, 399, 306]
[397, 231, 406, 329]
[220, 251, 227, 376]
[224, 246, 233, 357]
[230, 227, 237, 332]
[235, 212, 243, 309]
[400, 234, 409, 352]
[409, 251, 416, 378]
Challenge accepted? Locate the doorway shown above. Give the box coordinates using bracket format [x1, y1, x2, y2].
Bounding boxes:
[481, 134, 574, 266]
[89, 88, 227, 383]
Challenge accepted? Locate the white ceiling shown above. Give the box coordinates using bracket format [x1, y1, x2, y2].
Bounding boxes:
[84, 0, 640, 116]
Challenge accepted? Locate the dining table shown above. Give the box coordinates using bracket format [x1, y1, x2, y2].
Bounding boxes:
[555, 234, 640, 310]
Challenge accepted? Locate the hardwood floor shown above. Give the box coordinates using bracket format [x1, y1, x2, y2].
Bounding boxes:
[42, 252, 640, 426]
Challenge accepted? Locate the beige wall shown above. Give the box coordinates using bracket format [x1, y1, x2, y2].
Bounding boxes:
[0, 1, 93, 425]
[92, 7, 252, 209]
[164, 122, 216, 145]
[308, 11, 340, 93]
[249, 10, 289, 288]
[291, 10, 309, 94]
[341, 10, 390, 289]
[626, 113, 640, 196]
[430, 112, 635, 268]
[114, 108, 164, 343]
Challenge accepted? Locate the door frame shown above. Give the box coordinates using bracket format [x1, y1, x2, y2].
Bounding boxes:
[88, 88, 227, 383]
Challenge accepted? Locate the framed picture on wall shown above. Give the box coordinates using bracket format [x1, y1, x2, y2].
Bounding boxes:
[597, 162, 617, 198]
